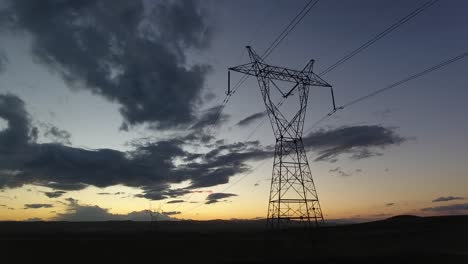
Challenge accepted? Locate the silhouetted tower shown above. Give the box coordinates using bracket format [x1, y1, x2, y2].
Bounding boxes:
[229, 46, 335, 228]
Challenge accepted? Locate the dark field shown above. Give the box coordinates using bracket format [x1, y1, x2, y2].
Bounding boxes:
[2, 215, 468, 263]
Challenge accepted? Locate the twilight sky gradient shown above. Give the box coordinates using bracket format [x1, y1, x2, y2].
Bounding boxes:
[0, 0, 467, 222]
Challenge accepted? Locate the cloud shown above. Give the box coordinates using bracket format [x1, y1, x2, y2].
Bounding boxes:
[237, 112, 266, 127]
[44, 191, 67, 198]
[166, 200, 184, 204]
[24, 203, 54, 209]
[328, 167, 351, 177]
[432, 196, 464, 203]
[385, 203, 395, 207]
[54, 199, 175, 221]
[0, 94, 32, 149]
[421, 203, 468, 213]
[0, 93, 408, 202]
[24, 217, 43, 222]
[190, 105, 229, 130]
[1, 0, 212, 129]
[0, 94, 274, 200]
[162, 211, 181, 216]
[0, 50, 7, 73]
[303, 125, 406, 162]
[43, 125, 71, 145]
[97, 192, 125, 196]
[205, 192, 237, 204]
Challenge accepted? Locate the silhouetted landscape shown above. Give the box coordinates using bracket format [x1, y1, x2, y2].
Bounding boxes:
[2, 215, 468, 263]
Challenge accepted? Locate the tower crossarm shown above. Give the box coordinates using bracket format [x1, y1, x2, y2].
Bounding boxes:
[229, 62, 331, 87]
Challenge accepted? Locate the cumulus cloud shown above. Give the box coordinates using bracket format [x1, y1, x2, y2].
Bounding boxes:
[432, 196, 464, 203]
[237, 112, 266, 127]
[205, 192, 237, 204]
[54, 198, 175, 221]
[421, 203, 468, 213]
[0, 93, 272, 200]
[1, 0, 212, 129]
[24, 203, 54, 209]
[303, 125, 406, 162]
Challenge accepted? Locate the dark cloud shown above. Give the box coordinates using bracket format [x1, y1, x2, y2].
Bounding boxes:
[304, 125, 406, 162]
[236, 112, 266, 127]
[205, 192, 237, 204]
[421, 203, 468, 213]
[97, 192, 125, 196]
[432, 196, 464, 203]
[54, 199, 175, 221]
[0, 94, 407, 202]
[0, 50, 7, 73]
[386, 203, 395, 207]
[328, 167, 351, 177]
[135, 186, 192, 201]
[0, 94, 32, 149]
[0, 94, 267, 200]
[24, 203, 53, 209]
[1, 0, 212, 129]
[205, 199, 219, 205]
[162, 211, 181, 216]
[24, 217, 43, 222]
[44, 191, 66, 198]
[43, 125, 71, 145]
[167, 200, 184, 204]
[41, 182, 89, 191]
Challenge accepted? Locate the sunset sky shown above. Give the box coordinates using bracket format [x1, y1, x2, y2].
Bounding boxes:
[0, 0, 467, 222]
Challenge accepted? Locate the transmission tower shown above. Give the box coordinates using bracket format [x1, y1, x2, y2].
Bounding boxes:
[229, 46, 335, 228]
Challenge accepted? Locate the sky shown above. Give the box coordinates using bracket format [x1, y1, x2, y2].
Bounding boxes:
[0, 0, 467, 222]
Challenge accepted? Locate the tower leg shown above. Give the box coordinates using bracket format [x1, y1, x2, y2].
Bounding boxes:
[266, 138, 324, 228]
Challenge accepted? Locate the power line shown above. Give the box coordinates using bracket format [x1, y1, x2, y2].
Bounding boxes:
[241, 0, 441, 145]
[319, 0, 439, 76]
[221, 0, 321, 115]
[304, 51, 468, 135]
[191, 0, 452, 219]
[188, 1, 325, 207]
[261, 0, 321, 60]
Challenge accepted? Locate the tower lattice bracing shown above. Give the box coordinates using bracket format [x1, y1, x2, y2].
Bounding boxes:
[229, 46, 333, 228]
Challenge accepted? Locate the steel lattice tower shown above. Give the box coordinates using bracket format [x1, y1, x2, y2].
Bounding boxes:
[229, 46, 334, 228]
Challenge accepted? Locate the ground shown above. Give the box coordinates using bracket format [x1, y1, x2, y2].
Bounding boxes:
[1, 215, 468, 263]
